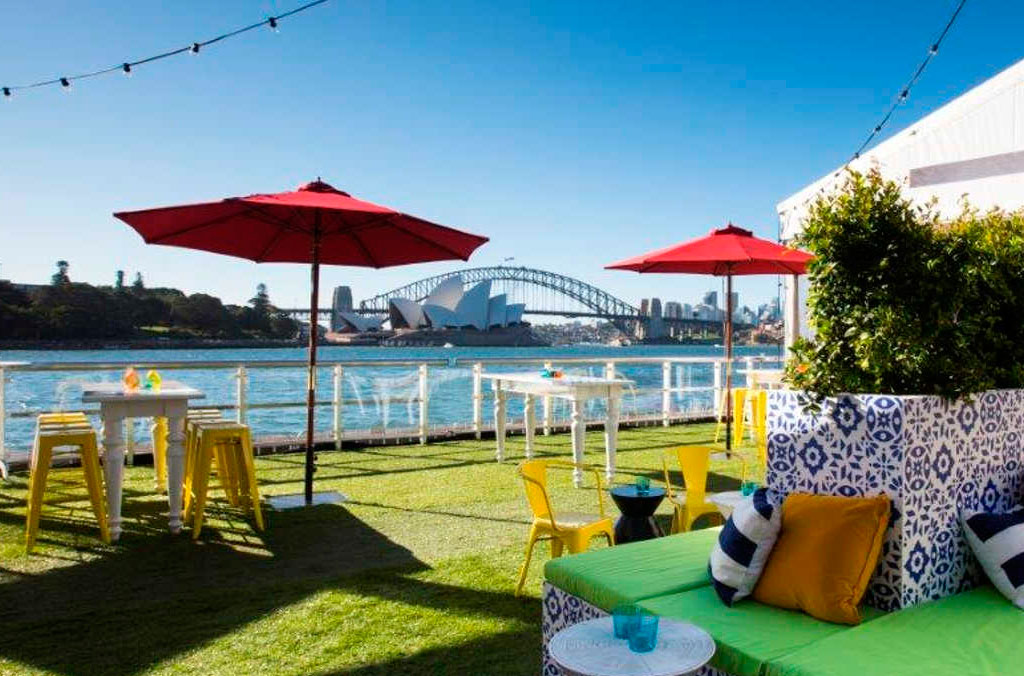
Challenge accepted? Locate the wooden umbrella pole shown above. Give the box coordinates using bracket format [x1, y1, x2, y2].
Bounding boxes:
[305, 221, 321, 505]
[725, 270, 733, 453]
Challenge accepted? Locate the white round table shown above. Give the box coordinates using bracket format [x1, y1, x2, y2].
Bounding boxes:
[709, 490, 744, 519]
[548, 616, 715, 676]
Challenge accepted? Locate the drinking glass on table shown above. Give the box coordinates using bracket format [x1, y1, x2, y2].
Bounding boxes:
[627, 611, 659, 653]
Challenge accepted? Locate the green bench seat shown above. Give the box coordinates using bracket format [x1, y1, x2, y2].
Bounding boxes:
[638, 586, 883, 676]
[765, 585, 1024, 676]
[543, 527, 720, 611]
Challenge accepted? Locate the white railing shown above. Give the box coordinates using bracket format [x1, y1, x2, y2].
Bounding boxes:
[0, 355, 783, 473]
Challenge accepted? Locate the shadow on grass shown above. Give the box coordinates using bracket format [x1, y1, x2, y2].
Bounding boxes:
[0, 501, 534, 676]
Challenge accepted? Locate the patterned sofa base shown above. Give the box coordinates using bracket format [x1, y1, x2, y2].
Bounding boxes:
[541, 583, 734, 676]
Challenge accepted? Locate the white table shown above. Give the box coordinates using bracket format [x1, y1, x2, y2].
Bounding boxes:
[549, 616, 715, 676]
[482, 373, 631, 487]
[710, 490, 744, 519]
[82, 381, 205, 541]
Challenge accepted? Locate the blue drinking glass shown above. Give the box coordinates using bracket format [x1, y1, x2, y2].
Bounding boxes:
[612, 604, 638, 639]
[627, 612, 659, 653]
[741, 481, 759, 496]
[635, 476, 650, 495]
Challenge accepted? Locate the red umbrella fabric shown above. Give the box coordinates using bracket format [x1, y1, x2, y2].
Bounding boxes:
[606, 224, 811, 275]
[606, 224, 812, 451]
[115, 180, 489, 506]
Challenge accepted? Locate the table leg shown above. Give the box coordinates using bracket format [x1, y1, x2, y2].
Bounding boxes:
[102, 412, 126, 542]
[494, 385, 507, 462]
[165, 412, 186, 534]
[571, 398, 584, 487]
[524, 394, 535, 459]
[604, 395, 620, 484]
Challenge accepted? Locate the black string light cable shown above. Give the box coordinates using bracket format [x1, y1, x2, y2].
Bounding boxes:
[848, 0, 967, 163]
[2, 0, 330, 98]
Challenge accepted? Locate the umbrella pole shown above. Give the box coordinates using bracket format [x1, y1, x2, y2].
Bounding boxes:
[305, 230, 321, 506]
[725, 271, 733, 453]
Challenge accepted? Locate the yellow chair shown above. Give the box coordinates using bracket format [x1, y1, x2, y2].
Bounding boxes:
[25, 417, 109, 552]
[662, 446, 723, 534]
[714, 388, 750, 446]
[515, 459, 614, 596]
[183, 421, 264, 539]
[152, 409, 224, 493]
[752, 390, 768, 471]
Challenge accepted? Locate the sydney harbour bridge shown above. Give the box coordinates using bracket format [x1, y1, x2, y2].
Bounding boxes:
[283, 265, 735, 335]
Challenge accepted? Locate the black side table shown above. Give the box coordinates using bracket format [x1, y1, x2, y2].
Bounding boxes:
[610, 485, 665, 544]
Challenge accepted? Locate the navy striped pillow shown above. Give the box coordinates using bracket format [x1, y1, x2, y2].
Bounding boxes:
[709, 488, 782, 606]
[963, 507, 1024, 609]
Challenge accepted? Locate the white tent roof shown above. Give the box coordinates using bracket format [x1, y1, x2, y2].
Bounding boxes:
[778, 57, 1024, 240]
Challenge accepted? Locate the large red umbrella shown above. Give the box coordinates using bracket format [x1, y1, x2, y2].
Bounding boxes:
[607, 224, 811, 450]
[115, 179, 489, 506]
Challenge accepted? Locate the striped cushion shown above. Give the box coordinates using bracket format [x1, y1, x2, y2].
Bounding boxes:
[709, 487, 781, 606]
[963, 506, 1024, 609]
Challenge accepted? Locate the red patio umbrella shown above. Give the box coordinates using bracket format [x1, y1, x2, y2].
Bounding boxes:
[115, 179, 488, 506]
[606, 224, 811, 450]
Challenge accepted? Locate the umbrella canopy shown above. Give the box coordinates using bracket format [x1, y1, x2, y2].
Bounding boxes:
[115, 180, 489, 505]
[606, 224, 812, 450]
[605, 224, 811, 275]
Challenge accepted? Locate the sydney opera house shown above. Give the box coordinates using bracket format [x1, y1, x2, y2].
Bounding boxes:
[332, 276, 525, 334]
[387, 277, 525, 331]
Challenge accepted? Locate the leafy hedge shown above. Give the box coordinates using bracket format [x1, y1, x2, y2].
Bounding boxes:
[786, 169, 1024, 399]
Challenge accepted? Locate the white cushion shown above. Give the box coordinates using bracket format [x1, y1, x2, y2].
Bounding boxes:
[963, 506, 1024, 609]
[709, 487, 782, 606]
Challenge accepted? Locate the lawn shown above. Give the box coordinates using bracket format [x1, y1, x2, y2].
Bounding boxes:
[0, 423, 750, 675]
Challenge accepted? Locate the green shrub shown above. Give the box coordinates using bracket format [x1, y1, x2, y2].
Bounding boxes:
[786, 169, 1024, 399]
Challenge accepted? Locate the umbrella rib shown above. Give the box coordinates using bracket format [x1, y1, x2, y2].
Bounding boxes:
[253, 227, 290, 262]
[347, 229, 381, 268]
[389, 219, 471, 261]
[144, 206, 255, 244]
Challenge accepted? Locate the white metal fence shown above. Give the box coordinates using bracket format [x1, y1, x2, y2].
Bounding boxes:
[0, 355, 783, 473]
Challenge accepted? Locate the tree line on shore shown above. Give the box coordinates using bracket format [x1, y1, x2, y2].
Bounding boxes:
[0, 261, 299, 341]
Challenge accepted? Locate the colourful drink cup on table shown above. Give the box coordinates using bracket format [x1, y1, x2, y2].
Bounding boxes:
[627, 611, 659, 653]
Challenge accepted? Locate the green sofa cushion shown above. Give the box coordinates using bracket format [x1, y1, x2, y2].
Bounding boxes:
[765, 585, 1024, 676]
[543, 527, 720, 611]
[638, 586, 884, 676]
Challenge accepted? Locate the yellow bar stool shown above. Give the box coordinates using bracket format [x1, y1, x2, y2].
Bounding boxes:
[26, 418, 110, 552]
[152, 409, 223, 493]
[183, 421, 264, 539]
[713, 387, 749, 445]
[753, 390, 769, 470]
[183, 418, 241, 508]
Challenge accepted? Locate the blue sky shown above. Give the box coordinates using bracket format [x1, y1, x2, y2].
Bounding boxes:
[1, 1, 1020, 313]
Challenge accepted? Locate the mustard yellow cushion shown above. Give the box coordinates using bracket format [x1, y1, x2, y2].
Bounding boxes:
[752, 493, 890, 625]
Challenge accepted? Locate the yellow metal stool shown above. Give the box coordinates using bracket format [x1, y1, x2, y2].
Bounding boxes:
[183, 418, 241, 507]
[183, 421, 264, 539]
[25, 418, 110, 552]
[152, 409, 223, 493]
[713, 388, 750, 445]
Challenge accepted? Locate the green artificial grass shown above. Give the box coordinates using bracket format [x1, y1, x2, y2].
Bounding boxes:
[0, 423, 751, 675]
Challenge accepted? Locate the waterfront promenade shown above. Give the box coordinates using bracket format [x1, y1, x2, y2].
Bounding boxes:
[0, 422, 749, 675]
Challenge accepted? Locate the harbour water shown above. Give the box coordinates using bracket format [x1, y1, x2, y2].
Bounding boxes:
[0, 344, 782, 453]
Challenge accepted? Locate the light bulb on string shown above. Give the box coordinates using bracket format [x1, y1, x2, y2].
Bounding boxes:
[122, 63, 132, 77]
[190, 42, 201, 55]
[268, 17, 279, 33]
[60, 77, 71, 92]
[2, 87, 11, 100]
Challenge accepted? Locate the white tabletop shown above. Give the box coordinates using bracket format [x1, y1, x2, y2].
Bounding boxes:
[549, 616, 715, 676]
[81, 381, 205, 403]
[481, 373, 628, 386]
[710, 490, 744, 518]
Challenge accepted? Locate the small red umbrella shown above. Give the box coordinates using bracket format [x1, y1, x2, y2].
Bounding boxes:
[115, 179, 488, 506]
[607, 224, 812, 450]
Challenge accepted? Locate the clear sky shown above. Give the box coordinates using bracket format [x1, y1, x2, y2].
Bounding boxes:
[2, 1, 1020, 313]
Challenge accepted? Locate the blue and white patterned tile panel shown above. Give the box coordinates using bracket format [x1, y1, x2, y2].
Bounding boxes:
[541, 583, 734, 676]
[766, 391, 904, 610]
[766, 389, 1024, 611]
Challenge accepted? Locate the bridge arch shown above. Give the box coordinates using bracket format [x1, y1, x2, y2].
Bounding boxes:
[357, 266, 640, 321]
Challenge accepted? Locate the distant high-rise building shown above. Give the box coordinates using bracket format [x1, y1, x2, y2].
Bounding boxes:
[702, 291, 717, 308]
[640, 299, 650, 317]
[331, 286, 355, 332]
[664, 301, 682, 319]
[650, 298, 662, 319]
[729, 292, 739, 312]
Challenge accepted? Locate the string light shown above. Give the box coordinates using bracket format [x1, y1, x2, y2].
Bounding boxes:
[783, 0, 967, 217]
[1, 0, 330, 98]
